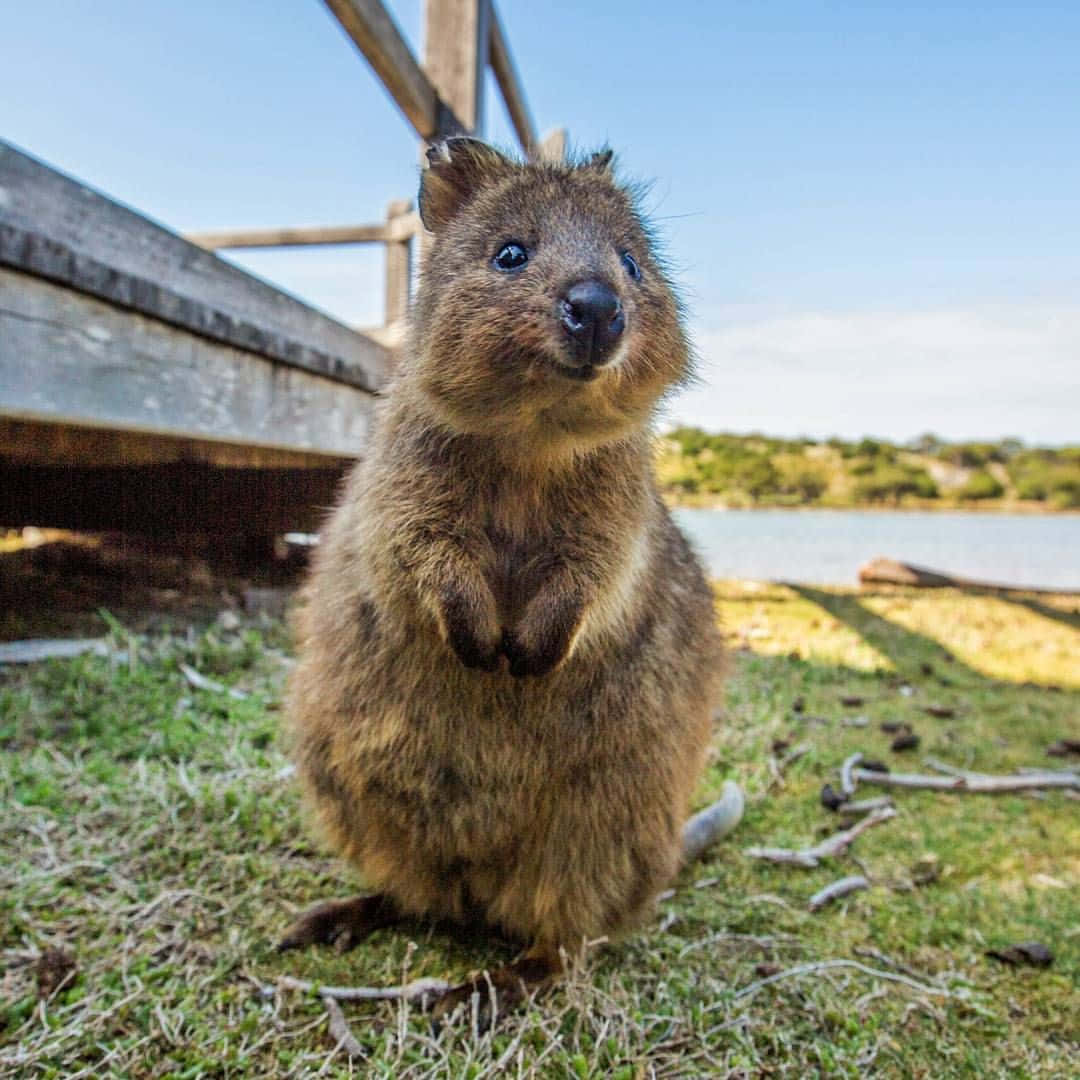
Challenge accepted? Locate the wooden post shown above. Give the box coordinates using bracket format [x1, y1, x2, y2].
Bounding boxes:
[537, 127, 568, 163]
[488, 5, 538, 155]
[423, 0, 489, 137]
[384, 198, 413, 324]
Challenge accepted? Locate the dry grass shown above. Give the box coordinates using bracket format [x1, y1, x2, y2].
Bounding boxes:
[2, 577, 1078, 1078]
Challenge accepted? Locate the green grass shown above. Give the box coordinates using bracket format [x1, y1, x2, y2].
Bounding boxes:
[2, 584, 1078, 1077]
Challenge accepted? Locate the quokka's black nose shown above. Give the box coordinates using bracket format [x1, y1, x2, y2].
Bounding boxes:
[559, 279, 625, 365]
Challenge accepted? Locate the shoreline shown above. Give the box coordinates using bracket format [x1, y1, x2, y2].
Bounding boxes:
[665, 498, 1080, 515]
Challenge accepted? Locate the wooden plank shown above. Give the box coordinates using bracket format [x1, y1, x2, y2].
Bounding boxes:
[0, 267, 375, 458]
[322, 0, 465, 138]
[0, 418, 352, 470]
[383, 198, 413, 324]
[0, 140, 390, 392]
[488, 5, 538, 154]
[424, 0, 489, 135]
[0, 462, 347, 536]
[538, 127, 568, 162]
[187, 223, 389, 250]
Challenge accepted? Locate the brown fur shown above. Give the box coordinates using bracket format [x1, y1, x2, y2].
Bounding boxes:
[285, 140, 724, 976]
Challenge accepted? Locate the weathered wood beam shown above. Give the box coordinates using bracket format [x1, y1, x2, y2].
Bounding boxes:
[1, 268, 374, 459]
[383, 199, 413, 325]
[424, 0, 489, 136]
[0, 141, 390, 392]
[322, 0, 465, 138]
[0, 418, 351, 470]
[488, 5, 537, 154]
[0, 462, 347, 537]
[187, 223, 389, 250]
[537, 127, 568, 163]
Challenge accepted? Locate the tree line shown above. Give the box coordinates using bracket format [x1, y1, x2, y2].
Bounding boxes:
[658, 430, 1080, 509]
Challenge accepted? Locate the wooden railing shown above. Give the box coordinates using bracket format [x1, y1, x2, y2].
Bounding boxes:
[186, 0, 565, 335]
[0, 0, 562, 546]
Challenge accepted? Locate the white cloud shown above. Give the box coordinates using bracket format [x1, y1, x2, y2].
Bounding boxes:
[668, 306, 1080, 443]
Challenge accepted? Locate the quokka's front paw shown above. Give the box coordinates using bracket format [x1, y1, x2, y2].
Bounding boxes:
[438, 584, 502, 671]
[503, 592, 584, 678]
[502, 628, 563, 678]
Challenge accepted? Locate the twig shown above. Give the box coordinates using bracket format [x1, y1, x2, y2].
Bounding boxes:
[744, 807, 896, 868]
[733, 958, 960, 1002]
[841, 752, 863, 797]
[276, 974, 451, 1002]
[853, 945, 948, 984]
[178, 662, 248, 700]
[808, 875, 869, 911]
[923, 757, 993, 781]
[323, 997, 366, 1058]
[682, 781, 745, 863]
[852, 767, 1078, 793]
[780, 742, 813, 769]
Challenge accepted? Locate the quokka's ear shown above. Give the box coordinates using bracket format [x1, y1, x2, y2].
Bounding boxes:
[582, 147, 614, 175]
[418, 137, 515, 232]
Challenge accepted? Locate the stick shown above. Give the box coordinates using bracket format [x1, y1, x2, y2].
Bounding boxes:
[178, 662, 249, 700]
[323, 996, 366, 1058]
[744, 807, 896, 867]
[779, 742, 813, 769]
[852, 767, 1078, 793]
[853, 945, 943, 983]
[808, 875, 869, 911]
[733, 958, 960, 1002]
[276, 974, 451, 1002]
[840, 752, 863, 797]
[682, 781, 745, 863]
[923, 757, 993, 781]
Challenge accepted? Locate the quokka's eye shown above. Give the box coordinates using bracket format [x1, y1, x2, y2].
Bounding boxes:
[493, 242, 528, 271]
[621, 251, 641, 281]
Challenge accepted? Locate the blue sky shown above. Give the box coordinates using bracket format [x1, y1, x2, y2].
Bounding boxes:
[3, 1, 1078, 443]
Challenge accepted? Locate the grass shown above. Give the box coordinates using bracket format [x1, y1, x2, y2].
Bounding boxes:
[1, 577, 1078, 1078]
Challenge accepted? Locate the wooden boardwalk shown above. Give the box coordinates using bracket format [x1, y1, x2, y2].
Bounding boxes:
[0, 0, 558, 548]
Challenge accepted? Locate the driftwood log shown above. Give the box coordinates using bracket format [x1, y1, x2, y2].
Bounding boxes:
[858, 558, 1080, 597]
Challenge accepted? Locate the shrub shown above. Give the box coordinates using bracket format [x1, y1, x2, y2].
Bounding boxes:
[853, 464, 938, 504]
[957, 470, 1005, 500]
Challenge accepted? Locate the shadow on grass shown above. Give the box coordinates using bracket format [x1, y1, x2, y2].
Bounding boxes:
[999, 594, 1080, 634]
[784, 584, 991, 688]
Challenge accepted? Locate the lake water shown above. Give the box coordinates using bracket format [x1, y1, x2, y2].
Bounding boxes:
[672, 508, 1080, 589]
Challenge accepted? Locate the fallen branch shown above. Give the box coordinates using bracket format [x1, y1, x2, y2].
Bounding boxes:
[840, 752, 863, 797]
[276, 974, 451, 1002]
[323, 996, 366, 1058]
[852, 767, 1078, 793]
[853, 945, 952, 984]
[682, 781, 745, 863]
[808, 875, 869, 911]
[734, 957, 962, 1002]
[745, 807, 897, 867]
[924, 757, 993, 781]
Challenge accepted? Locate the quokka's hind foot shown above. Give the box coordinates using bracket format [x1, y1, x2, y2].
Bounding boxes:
[277, 893, 401, 953]
[431, 946, 563, 1032]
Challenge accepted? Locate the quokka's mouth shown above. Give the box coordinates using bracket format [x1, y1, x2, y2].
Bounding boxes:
[550, 360, 600, 382]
